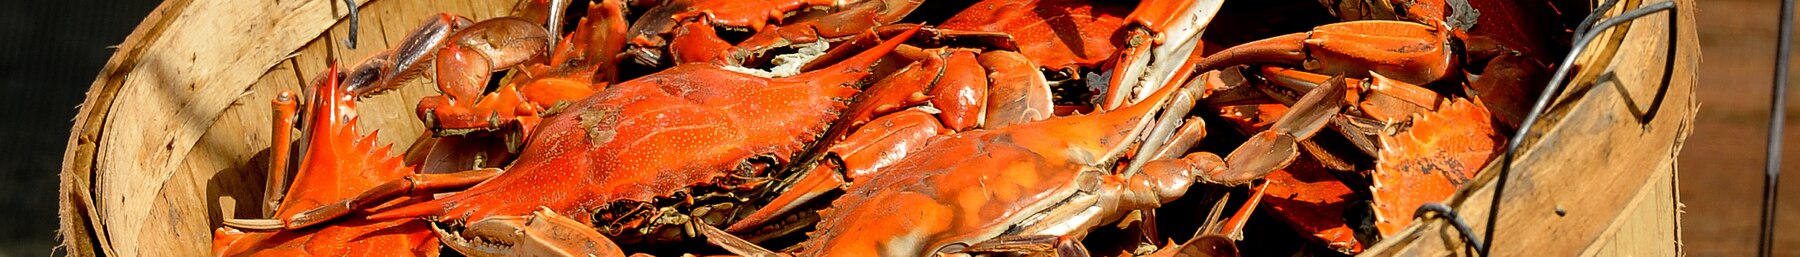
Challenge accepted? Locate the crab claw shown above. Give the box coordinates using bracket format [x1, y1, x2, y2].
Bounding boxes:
[1206, 75, 1348, 185]
[342, 14, 472, 98]
[977, 50, 1054, 128]
[1193, 20, 1458, 86]
[437, 207, 626, 257]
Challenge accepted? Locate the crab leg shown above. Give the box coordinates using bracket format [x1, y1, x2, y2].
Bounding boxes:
[1153, 117, 1209, 161]
[1220, 182, 1269, 240]
[341, 14, 472, 97]
[1206, 75, 1347, 185]
[1124, 74, 1202, 177]
[1103, 0, 1223, 110]
[1192, 20, 1457, 86]
[263, 91, 299, 218]
[234, 168, 501, 229]
[1261, 66, 1441, 155]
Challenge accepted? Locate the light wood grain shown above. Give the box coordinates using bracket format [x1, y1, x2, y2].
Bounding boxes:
[1584, 162, 1681, 256]
[60, 0, 520, 256]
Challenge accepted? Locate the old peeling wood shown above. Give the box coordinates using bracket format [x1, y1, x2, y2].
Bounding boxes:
[1359, 0, 1696, 256]
[60, 0, 521, 256]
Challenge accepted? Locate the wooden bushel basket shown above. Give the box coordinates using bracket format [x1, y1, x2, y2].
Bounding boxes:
[57, 0, 1697, 256]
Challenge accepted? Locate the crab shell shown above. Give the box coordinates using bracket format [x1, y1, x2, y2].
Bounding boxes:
[1368, 95, 1501, 236]
[939, 0, 1135, 71]
[370, 26, 923, 245]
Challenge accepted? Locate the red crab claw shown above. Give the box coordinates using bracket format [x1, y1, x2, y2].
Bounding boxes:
[435, 207, 627, 257]
[1204, 74, 1349, 185]
[926, 48, 990, 131]
[540, 0, 629, 84]
[1210, 99, 1372, 253]
[460, 0, 632, 140]
[416, 17, 551, 135]
[402, 132, 516, 175]
[414, 0, 629, 146]
[338, 14, 473, 98]
[724, 0, 924, 62]
[667, 18, 748, 66]
[1207, 85, 1371, 253]
[214, 65, 438, 256]
[1103, 0, 1222, 110]
[507, 0, 570, 49]
[939, 0, 1135, 73]
[1320, 0, 1566, 64]
[804, 31, 1025, 132]
[1194, 20, 1459, 86]
[622, 0, 694, 66]
[977, 50, 1054, 128]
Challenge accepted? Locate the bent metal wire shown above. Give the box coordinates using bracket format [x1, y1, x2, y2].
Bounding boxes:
[1480, 1, 1679, 256]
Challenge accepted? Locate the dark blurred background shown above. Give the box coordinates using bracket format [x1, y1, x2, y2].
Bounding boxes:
[0, 0, 1795, 256]
[0, 0, 160, 256]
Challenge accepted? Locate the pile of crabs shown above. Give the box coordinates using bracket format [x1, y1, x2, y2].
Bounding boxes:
[211, 0, 1588, 255]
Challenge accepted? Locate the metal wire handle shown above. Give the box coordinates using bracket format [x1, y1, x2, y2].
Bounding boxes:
[1762, 0, 1792, 255]
[343, 0, 359, 49]
[1413, 203, 1485, 255]
[1484, 1, 1680, 256]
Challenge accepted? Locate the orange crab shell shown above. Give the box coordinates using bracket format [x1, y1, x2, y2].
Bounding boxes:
[940, 0, 1134, 70]
[1369, 96, 1502, 236]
